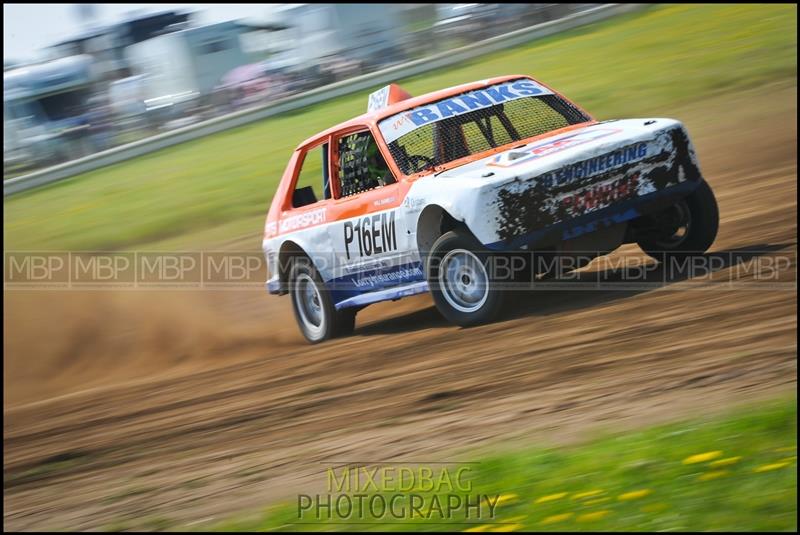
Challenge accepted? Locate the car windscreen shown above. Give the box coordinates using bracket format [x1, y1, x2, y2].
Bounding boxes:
[378, 79, 590, 175]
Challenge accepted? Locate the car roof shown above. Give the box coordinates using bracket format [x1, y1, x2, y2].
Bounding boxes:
[296, 74, 535, 149]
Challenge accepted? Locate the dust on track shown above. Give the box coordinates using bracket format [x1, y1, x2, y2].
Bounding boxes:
[3, 85, 797, 531]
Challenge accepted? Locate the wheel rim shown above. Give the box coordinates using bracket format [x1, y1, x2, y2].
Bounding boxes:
[293, 272, 325, 337]
[653, 199, 692, 249]
[438, 248, 490, 313]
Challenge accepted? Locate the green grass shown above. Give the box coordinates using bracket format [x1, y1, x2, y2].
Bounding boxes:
[203, 398, 797, 532]
[3, 4, 797, 252]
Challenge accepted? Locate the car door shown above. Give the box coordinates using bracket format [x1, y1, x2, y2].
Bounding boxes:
[325, 128, 422, 304]
[279, 140, 338, 282]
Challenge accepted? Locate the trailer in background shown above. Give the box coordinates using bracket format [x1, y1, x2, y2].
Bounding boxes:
[124, 21, 262, 127]
[264, 4, 406, 80]
[4, 54, 95, 170]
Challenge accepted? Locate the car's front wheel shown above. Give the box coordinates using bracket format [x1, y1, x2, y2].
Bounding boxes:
[635, 180, 719, 263]
[427, 230, 505, 327]
[289, 257, 355, 343]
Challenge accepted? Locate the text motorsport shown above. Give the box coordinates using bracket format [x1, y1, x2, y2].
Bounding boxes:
[297, 465, 505, 523]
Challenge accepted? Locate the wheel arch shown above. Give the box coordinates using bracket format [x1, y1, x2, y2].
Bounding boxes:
[416, 204, 476, 262]
[277, 239, 309, 293]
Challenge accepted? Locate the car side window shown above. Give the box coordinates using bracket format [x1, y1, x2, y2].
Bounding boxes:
[337, 131, 396, 198]
[292, 143, 329, 208]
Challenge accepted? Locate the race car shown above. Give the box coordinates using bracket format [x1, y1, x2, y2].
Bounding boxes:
[263, 75, 719, 343]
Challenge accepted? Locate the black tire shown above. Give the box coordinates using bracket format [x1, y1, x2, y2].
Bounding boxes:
[334, 308, 357, 338]
[636, 180, 719, 262]
[288, 256, 356, 343]
[427, 230, 505, 327]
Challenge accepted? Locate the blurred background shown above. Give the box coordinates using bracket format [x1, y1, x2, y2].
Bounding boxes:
[3, 3, 598, 178]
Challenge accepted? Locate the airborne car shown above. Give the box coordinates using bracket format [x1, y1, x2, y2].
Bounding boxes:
[263, 75, 718, 343]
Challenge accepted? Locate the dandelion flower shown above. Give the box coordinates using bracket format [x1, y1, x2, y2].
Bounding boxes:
[494, 493, 518, 506]
[576, 510, 611, 522]
[754, 462, 789, 473]
[463, 525, 491, 533]
[709, 456, 741, 468]
[618, 489, 651, 501]
[572, 489, 604, 500]
[489, 524, 523, 532]
[682, 451, 723, 464]
[540, 513, 573, 525]
[698, 470, 729, 481]
[535, 492, 567, 504]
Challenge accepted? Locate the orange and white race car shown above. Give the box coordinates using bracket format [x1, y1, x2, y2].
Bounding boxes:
[263, 75, 718, 343]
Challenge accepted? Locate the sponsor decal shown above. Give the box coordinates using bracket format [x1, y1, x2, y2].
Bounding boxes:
[560, 173, 640, 214]
[343, 211, 398, 260]
[279, 207, 327, 233]
[379, 80, 553, 143]
[541, 142, 648, 189]
[374, 196, 396, 207]
[403, 197, 425, 212]
[328, 261, 427, 305]
[351, 265, 423, 289]
[488, 128, 622, 168]
[367, 85, 391, 112]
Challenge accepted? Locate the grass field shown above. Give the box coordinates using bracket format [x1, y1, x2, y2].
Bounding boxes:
[3, 4, 797, 252]
[206, 399, 797, 532]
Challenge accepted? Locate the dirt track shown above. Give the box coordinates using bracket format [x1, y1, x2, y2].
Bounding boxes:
[3, 85, 797, 531]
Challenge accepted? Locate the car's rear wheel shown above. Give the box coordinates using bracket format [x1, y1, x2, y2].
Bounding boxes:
[289, 257, 355, 343]
[427, 230, 505, 327]
[635, 180, 719, 263]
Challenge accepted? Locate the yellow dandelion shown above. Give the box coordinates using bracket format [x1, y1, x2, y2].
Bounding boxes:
[682, 451, 723, 464]
[572, 489, 604, 500]
[779, 456, 797, 463]
[754, 462, 790, 473]
[535, 492, 567, 504]
[463, 525, 491, 533]
[585, 497, 610, 506]
[698, 470, 729, 481]
[618, 489, 652, 501]
[709, 456, 741, 468]
[494, 493, 518, 506]
[488, 524, 523, 532]
[576, 510, 611, 522]
[540, 513, 573, 525]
